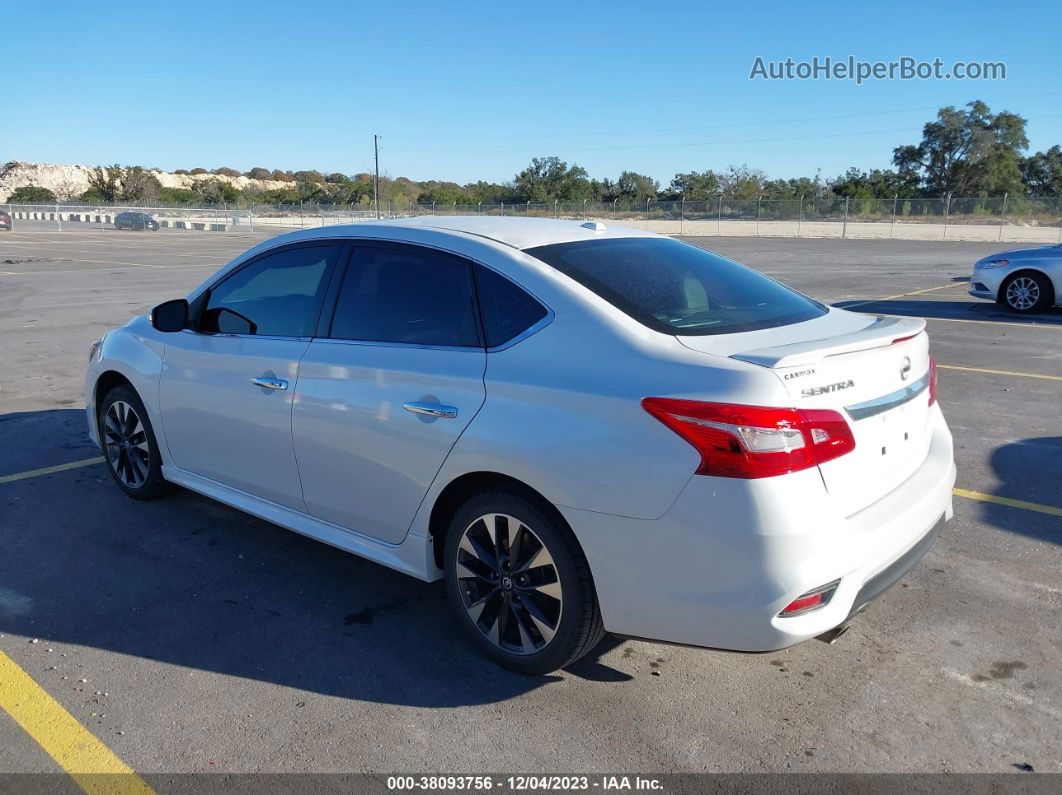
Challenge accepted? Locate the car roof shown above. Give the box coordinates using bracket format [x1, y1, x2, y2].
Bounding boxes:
[300, 216, 657, 250]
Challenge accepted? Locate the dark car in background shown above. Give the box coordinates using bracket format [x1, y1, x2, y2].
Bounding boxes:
[0, 210, 12, 231]
[114, 211, 159, 231]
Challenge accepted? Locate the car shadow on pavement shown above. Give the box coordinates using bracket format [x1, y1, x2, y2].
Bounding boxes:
[833, 298, 1062, 326]
[0, 409, 630, 707]
[980, 436, 1062, 546]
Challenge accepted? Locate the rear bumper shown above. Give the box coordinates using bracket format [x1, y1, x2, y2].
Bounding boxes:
[563, 404, 955, 651]
[844, 513, 942, 623]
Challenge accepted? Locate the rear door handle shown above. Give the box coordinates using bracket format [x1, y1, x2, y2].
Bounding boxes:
[403, 401, 458, 419]
[251, 376, 288, 391]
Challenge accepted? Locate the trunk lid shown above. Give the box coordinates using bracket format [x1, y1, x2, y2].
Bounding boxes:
[679, 310, 934, 515]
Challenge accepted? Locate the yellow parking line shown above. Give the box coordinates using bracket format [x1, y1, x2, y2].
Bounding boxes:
[954, 488, 1062, 518]
[0, 457, 104, 484]
[843, 282, 961, 308]
[924, 315, 1062, 330]
[0, 650, 153, 795]
[938, 364, 1062, 382]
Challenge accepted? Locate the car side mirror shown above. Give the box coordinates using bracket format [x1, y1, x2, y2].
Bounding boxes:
[150, 299, 189, 332]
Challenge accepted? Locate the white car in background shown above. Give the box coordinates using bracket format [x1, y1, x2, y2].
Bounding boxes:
[969, 244, 1062, 313]
[85, 217, 955, 674]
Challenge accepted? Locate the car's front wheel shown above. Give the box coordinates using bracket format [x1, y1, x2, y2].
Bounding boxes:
[443, 489, 605, 674]
[98, 385, 168, 500]
[1001, 271, 1053, 313]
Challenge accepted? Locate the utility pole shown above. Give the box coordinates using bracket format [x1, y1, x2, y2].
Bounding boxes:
[373, 134, 381, 220]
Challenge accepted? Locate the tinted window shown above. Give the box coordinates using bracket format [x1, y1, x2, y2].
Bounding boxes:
[526, 237, 825, 336]
[330, 246, 479, 347]
[476, 265, 548, 347]
[201, 244, 337, 337]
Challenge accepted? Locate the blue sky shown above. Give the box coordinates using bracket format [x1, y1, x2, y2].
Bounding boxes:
[4, 1, 1060, 186]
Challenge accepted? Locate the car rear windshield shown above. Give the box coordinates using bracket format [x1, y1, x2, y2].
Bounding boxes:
[525, 237, 826, 336]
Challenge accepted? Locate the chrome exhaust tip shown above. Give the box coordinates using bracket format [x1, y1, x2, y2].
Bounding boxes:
[816, 624, 851, 644]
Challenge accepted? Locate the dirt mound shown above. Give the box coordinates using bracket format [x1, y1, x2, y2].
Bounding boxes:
[0, 161, 292, 203]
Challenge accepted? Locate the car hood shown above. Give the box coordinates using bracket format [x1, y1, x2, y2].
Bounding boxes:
[978, 244, 1061, 263]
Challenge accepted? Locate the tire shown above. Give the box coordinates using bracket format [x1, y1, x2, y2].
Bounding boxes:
[443, 489, 605, 674]
[1001, 271, 1053, 313]
[98, 385, 168, 500]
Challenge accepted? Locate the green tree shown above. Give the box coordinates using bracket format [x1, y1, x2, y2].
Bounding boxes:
[614, 171, 659, 201]
[666, 170, 722, 200]
[513, 157, 593, 202]
[892, 100, 1028, 198]
[213, 166, 241, 178]
[719, 165, 768, 200]
[417, 180, 468, 205]
[830, 168, 918, 200]
[87, 164, 124, 202]
[7, 186, 57, 204]
[379, 176, 422, 209]
[253, 187, 301, 205]
[293, 170, 325, 184]
[158, 187, 198, 205]
[119, 167, 161, 202]
[1021, 146, 1062, 196]
[463, 181, 512, 203]
[245, 167, 272, 180]
[193, 179, 241, 205]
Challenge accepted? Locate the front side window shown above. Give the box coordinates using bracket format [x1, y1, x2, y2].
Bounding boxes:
[330, 245, 480, 347]
[200, 244, 338, 337]
[526, 237, 826, 336]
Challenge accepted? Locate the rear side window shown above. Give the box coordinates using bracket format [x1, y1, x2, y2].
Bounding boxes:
[526, 237, 826, 336]
[330, 245, 480, 347]
[475, 265, 548, 347]
[201, 244, 338, 337]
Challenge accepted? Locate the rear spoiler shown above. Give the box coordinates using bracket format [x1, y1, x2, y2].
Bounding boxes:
[731, 316, 926, 368]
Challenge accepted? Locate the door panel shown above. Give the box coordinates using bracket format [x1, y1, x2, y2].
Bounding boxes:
[160, 333, 310, 509]
[292, 341, 486, 544]
[291, 242, 487, 544]
[157, 241, 343, 509]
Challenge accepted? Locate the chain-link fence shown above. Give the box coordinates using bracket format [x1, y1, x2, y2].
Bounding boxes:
[406, 196, 1062, 243]
[4, 196, 1062, 243]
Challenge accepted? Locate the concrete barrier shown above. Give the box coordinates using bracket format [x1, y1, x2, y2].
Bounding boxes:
[6, 206, 1057, 242]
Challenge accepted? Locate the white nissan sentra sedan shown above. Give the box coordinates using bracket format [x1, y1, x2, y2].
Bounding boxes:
[86, 217, 955, 673]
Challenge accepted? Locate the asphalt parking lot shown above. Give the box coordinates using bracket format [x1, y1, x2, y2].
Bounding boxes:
[1, 221, 1060, 779]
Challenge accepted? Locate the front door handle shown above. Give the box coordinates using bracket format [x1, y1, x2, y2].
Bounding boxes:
[403, 401, 458, 419]
[251, 376, 288, 391]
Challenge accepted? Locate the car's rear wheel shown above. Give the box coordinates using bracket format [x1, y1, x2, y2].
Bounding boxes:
[1001, 271, 1052, 313]
[99, 385, 167, 500]
[444, 489, 604, 674]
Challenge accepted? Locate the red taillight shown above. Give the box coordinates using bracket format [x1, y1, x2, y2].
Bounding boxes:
[641, 398, 856, 479]
[928, 356, 938, 406]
